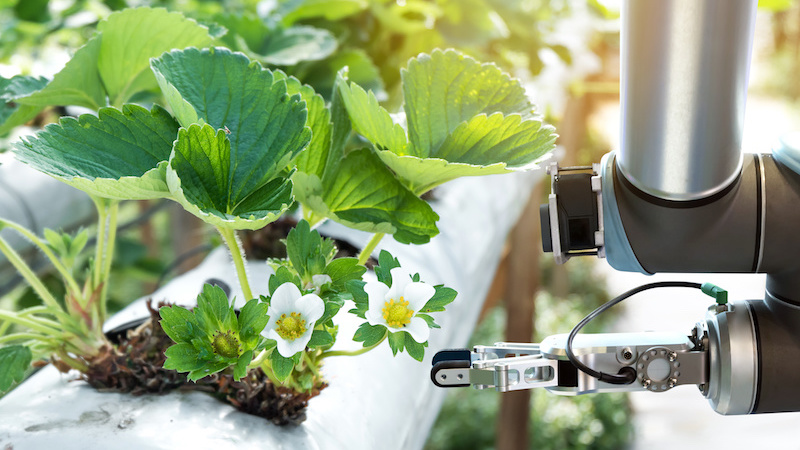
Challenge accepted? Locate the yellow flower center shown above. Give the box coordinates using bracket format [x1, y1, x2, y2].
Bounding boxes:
[383, 297, 413, 328]
[211, 330, 241, 359]
[276, 312, 307, 341]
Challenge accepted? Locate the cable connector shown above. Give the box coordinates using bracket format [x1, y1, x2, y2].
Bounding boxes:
[701, 282, 728, 305]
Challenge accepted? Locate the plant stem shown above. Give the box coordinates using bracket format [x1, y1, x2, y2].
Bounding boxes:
[0, 235, 61, 310]
[321, 331, 388, 358]
[0, 219, 82, 296]
[357, 233, 385, 266]
[218, 227, 254, 300]
[0, 310, 63, 337]
[248, 349, 269, 369]
[92, 197, 107, 289]
[56, 348, 89, 372]
[98, 201, 119, 322]
[0, 332, 52, 345]
[302, 351, 321, 377]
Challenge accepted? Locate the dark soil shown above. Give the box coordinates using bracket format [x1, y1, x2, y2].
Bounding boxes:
[63, 301, 322, 426]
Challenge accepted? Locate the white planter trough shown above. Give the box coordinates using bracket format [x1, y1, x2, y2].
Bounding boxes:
[0, 171, 542, 450]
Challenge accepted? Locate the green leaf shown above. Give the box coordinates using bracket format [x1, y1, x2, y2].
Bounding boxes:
[416, 313, 440, 329]
[279, 0, 367, 25]
[293, 148, 439, 244]
[194, 283, 236, 335]
[403, 332, 426, 361]
[353, 322, 387, 348]
[237, 298, 269, 347]
[97, 7, 214, 106]
[14, 104, 179, 200]
[324, 257, 366, 291]
[247, 26, 337, 66]
[233, 349, 253, 380]
[307, 329, 334, 348]
[420, 285, 458, 313]
[285, 219, 334, 282]
[152, 48, 312, 228]
[16, 34, 105, 110]
[339, 49, 556, 194]
[336, 71, 408, 154]
[270, 349, 296, 382]
[345, 279, 368, 319]
[319, 294, 345, 324]
[375, 250, 400, 286]
[0, 345, 32, 393]
[159, 305, 204, 343]
[163, 343, 205, 373]
[0, 75, 48, 135]
[268, 265, 303, 296]
[387, 330, 405, 356]
[273, 71, 331, 178]
[187, 360, 231, 382]
[167, 124, 294, 230]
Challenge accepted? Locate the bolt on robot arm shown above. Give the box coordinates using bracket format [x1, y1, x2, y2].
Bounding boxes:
[433, 0, 800, 415]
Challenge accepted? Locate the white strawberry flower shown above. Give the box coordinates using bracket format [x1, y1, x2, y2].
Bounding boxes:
[364, 267, 435, 343]
[263, 282, 324, 358]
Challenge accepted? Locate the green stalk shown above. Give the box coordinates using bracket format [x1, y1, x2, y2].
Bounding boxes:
[55, 348, 89, 372]
[218, 227, 254, 300]
[0, 235, 61, 310]
[0, 310, 63, 337]
[321, 331, 388, 358]
[98, 201, 119, 322]
[247, 349, 269, 370]
[357, 233, 385, 266]
[303, 351, 321, 377]
[92, 198, 108, 289]
[0, 219, 82, 296]
[0, 332, 53, 345]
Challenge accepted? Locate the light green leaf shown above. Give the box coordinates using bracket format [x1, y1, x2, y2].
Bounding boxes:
[387, 330, 405, 356]
[167, 124, 294, 230]
[279, 0, 368, 25]
[16, 34, 105, 110]
[324, 257, 366, 291]
[152, 48, 311, 207]
[163, 343, 205, 373]
[233, 349, 253, 380]
[293, 148, 439, 244]
[0, 345, 32, 393]
[402, 49, 536, 155]
[403, 331, 426, 360]
[336, 70, 408, 154]
[0, 75, 48, 135]
[194, 283, 236, 334]
[247, 25, 337, 66]
[353, 322, 387, 348]
[302, 49, 386, 102]
[319, 294, 345, 324]
[97, 7, 214, 106]
[285, 220, 334, 283]
[13, 104, 179, 200]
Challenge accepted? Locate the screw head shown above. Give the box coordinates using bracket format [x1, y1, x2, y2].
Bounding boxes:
[668, 378, 677, 388]
[643, 379, 651, 388]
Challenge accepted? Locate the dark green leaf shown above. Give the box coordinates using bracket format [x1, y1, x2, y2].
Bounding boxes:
[387, 330, 405, 356]
[251, 25, 337, 66]
[353, 322, 387, 348]
[420, 285, 458, 313]
[0, 75, 48, 135]
[187, 360, 231, 382]
[237, 298, 269, 347]
[163, 343, 205, 373]
[0, 345, 32, 393]
[194, 283, 236, 335]
[159, 305, 203, 343]
[167, 124, 294, 230]
[319, 294, 345, 325]
[416, 313, 440, 329]
[375, 250, 400, 286]
[324, 257, 366, 291]
[307, 329, 334, 348]
[403, 332, 426, 361]
[285, 219, 334, 282]
[269, 265, 303, 295]
[233, 349, 253, 380]
[345, 279, 368, 318]
[270, 349, 296, 382]
[14, 104, 179, 200]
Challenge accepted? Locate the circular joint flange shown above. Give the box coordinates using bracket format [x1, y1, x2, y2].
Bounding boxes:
[636, 346, 681, 393]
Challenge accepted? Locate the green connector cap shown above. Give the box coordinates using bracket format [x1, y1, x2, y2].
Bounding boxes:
[701, 282, 728, 305]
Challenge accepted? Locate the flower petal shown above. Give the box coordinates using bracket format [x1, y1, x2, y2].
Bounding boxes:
[387, 267, 411, 301]
[276, 334, 307, 358]
[403, 282, 436, 312]
[404, 316, 430, 343]
[365, 280, 389, 325]
[296, 293, 325, 322]
[271, 282, 302, 312]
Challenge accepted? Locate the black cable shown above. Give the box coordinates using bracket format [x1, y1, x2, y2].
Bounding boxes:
[565, 281, 703, 385]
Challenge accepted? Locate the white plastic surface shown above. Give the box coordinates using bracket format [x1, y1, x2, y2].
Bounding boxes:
[0, 171, 542, 450]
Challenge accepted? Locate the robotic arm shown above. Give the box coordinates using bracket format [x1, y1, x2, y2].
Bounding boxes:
[433, 0, 800, 415]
